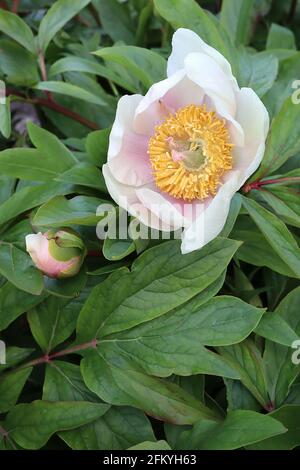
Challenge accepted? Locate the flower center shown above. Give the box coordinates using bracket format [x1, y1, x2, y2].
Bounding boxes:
[148, 104, 233, 201]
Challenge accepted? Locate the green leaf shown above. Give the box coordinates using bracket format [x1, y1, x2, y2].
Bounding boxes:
[85, 128, 110, 167]
[43, 268, 87, 299]
[266, 24, 296, 50]
[257, 186, 300, 228]
[237, 50, 278, 97]
[0, 174, 14, 206]
[0, 148, 69, 182]
[27, 121, 77, 169]
[33, 195, 107, 228]
[255, 312, 299, 346]
[103, 237, 136, 261]
[0, 39, 39, 86]
[81, 351, 219, 425]
[153, 0, 237, 74]
[220, 193, 241, 238]
[248, 405, 300, 450]
[0, 181, 73, 227]
[0, 282, 46, 331]
[27, 297, 77, 353]
[219, 340, 269, 408]
[0, 96, 11, 139]
[43, 361, 99, 402]
[0, 244, 43, 295]
[251, 97, 300, 180]
[5, 400, 110, 450]
[263, 287, 300, 407]
[38, 0, 91, 53]
[263, 53, 300, 118]
[94, 46, 166, 90]
[0, 347, 34, 373]
[98, 295, 263, 379]
[0, 9, 36, 54]
[232, 216, 296, 277]
[88, 262, 129, 276]
[0, 219, 32, 248]
[172, 410, 286, 450]
[55, 163, 106, 192]
[0, 368, 32, 413]
[224, 379, 261, 412]
[49, 57, 136, 93]
[93, 0, 135, 44]
[220, 0, 255, 46]
[77, 238, 240, 341]
[34, 81, 108, 107]
[129, 441, 171, 450]
[60, 407, 156, 450]
[43, 363, 155, 450]
[242, 196, 300, 279]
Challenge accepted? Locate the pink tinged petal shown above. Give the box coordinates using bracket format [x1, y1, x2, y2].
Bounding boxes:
[167, 28, 238, 90]
[107, 94, 153, 186]
[233, 87, 269, 185]
[108, 94, 143, 160]
[133, 70, 204, 135]
[102, 164, 170, 231]
[181, 171, 241, 254]
[108, 131, 153, 186]
[25, 233, 77, 278]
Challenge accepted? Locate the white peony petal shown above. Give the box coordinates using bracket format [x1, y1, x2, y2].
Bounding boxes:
[181, 171, 241, 254]
[136, 184, 193, 231]
[108, 94, 143, 160]
[184, 52, 237, 118]
[107, 94, 153, 187]
[233, 87, 269, 185]
[168, 28, 238, 89]
[103, 164, 172, 231]
[183, 52, 244, 147]
[133, 70, 204, 135]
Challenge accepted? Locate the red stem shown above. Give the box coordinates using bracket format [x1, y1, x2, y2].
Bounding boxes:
[0, 2, 9, 10]
[16, 339, 98, 370]
[11, 0, 19, 13]
[87, 250, 103, 257]
[31, 96, 99, 130]
[243, 177, 300, 193]
[7, 88, 99, 130]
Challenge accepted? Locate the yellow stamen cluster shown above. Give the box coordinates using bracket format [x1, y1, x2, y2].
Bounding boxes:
[148, 104, 233, 201]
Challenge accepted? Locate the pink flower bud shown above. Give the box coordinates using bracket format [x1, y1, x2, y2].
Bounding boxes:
[25, 229, 86, 279]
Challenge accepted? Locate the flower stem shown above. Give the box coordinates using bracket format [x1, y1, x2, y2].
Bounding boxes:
[243, 176, 300, 193]
[7, 88, 99, 130]
[15, 339, 98, 371]
[11, 0, 19, 13]
[30, 96, 99, 130]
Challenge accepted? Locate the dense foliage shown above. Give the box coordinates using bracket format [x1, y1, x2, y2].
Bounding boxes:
[0, 0, 300, 451]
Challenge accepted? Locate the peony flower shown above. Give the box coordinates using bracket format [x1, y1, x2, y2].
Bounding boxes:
[25, 229, 87, 279]
[103, 28, 269, 253]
